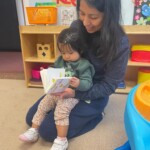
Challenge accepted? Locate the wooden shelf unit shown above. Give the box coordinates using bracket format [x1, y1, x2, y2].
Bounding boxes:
[19, 25, 150, 93]
[19, 25, 67, 87]
[116, 25, 150, 94]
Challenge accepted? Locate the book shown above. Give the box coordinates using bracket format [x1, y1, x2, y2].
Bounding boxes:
[46, 77, 71, 94]
[40, 68, 71, 94]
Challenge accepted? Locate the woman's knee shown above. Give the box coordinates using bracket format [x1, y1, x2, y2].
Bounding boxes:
[26, 107, 35, 126]
[38, 118, 57, 142]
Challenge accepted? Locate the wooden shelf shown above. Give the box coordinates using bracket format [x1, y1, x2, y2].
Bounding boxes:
[25, 56, 55, 63]
[116, 80, 137, 94]
[128, 58, 150, 67]
[19, 26, 65, 88]
[28, 82, 43, 88]
[20, 25, 150, 35]
[123, 25, 150, 34]
[20, 25, 150, 93]
[19, 25, 67, 34]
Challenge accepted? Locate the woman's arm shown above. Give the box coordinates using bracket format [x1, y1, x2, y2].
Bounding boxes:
[75, 36, 130, 101]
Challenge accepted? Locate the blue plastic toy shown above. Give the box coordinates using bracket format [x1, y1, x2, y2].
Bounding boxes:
[115, 80, 150, 150]
[115, 141, 131, 150]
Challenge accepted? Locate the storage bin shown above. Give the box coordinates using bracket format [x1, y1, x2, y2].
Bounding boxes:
[26, 7, 57, 24]
[31, 64, 49, 79]
[131, 45, 150, 62]
[32, 66, 41, 79]
[131, 51, 150, 62]
[138, 67, 150, 84]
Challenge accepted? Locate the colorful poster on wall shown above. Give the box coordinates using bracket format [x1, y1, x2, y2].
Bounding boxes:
[52, 0, 76, 6]
[133, 0, 150, 25]
[59, 6, 77, 25]
[52, 0, 77, 25]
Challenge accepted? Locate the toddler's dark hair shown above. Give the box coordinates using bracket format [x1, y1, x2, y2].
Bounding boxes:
[57, 27, 84, 55]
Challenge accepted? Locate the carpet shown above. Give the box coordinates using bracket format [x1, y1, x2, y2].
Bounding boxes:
[0, 79, 128, 150]
[0, 52, 24, 79]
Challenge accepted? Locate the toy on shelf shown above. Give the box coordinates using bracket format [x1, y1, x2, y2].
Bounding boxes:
[138, 67, 150, 84]
[115, 80, 150, 150]
[30, 64, 49, 85]
[26, 6, 57, 25]
[131, 45, 150, 62]
[37, 43, 54, 59]
[117, 81, 126, 89]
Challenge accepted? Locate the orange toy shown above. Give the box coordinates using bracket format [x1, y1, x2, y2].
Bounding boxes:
[134, 80, 150, 121]
[26, 7, 57, 24]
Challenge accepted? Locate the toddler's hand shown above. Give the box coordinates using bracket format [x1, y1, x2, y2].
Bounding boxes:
[70, 77, 80, 88]
[40, 67, 44, 70]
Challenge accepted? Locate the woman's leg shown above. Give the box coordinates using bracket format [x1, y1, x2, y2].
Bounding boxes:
[37, 97, 109, 142]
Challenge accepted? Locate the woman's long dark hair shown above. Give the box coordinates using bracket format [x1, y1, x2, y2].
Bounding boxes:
[76, 0, 125, 65]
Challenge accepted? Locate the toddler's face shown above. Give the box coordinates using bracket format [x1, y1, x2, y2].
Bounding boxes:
[59, 44, 80, 62]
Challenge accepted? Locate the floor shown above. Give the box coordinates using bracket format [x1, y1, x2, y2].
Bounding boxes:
[0, 52, 24, 79]
[0, 52, 128, 150]
[0, 79, 128, 150]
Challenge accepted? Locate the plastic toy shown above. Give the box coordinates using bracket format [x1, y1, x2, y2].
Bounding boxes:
[131, 45, 150, 62]
[115, 80, 150, 150]
[138, 67, 150, 84]
[115, 141, 131, 150]
[117, 81, 126, 89]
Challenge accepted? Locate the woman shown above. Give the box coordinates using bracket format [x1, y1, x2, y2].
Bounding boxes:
[26, 0, 130, 148]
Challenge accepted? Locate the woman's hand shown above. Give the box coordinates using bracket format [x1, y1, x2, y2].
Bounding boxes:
[52, 88, 75, 99]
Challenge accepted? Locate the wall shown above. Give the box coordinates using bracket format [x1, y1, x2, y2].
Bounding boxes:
[16, 0, 135, 26]
[0, 0, 21, 51]
[121, 0, 134, 25]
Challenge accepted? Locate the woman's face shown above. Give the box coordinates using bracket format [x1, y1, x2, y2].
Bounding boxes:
[79, 0, 104, 33]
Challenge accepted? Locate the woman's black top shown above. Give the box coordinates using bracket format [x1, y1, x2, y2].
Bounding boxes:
[71, 20, 130, 101]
